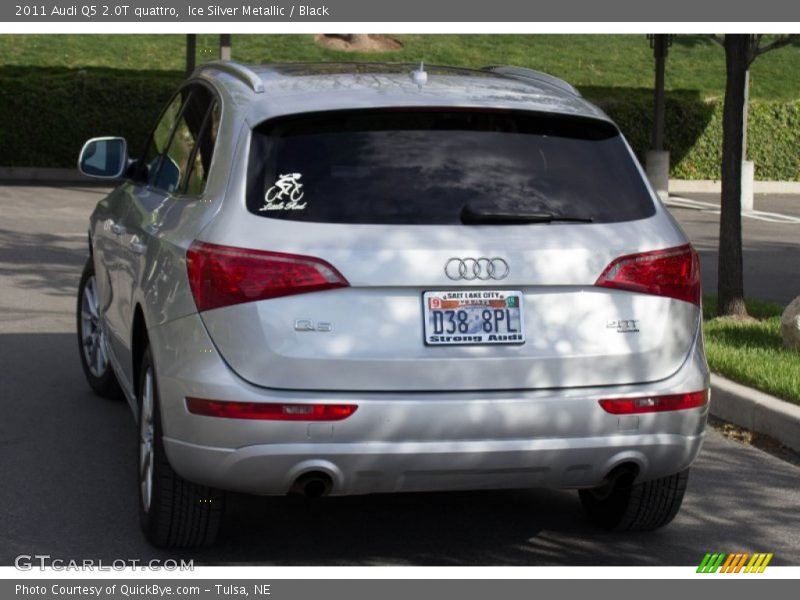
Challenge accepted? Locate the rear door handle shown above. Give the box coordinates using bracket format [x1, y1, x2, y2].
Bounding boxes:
[130, 240, 147, 255]
[111, 223, 126, 235]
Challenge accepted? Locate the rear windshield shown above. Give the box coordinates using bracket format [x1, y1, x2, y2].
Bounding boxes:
[246, 109, 655, 225]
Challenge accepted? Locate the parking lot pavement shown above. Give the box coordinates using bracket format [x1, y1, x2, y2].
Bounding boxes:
[671, 192, 800, 218]
[1, 184, 799, 566]
[0, 184, 106, 334]
[667, 193, 800, 306]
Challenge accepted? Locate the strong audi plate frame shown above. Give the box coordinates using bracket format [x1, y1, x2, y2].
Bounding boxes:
[76, 61, 709, 547]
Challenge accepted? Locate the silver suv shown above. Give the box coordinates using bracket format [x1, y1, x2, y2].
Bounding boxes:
[77, 61, 709, 548]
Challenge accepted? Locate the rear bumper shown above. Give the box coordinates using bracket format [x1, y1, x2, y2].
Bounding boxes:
[164, 432, 705, 496]
[149, 313, 710, 496]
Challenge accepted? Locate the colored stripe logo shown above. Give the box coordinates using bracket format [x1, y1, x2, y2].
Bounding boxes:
[697, 553, 773, 573]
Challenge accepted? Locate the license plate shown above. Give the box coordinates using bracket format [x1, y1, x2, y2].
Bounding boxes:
[423, 290, 525, 346]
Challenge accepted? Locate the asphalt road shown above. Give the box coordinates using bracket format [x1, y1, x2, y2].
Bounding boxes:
[1, 185, 799, 566]
[668, 193, 800, 306]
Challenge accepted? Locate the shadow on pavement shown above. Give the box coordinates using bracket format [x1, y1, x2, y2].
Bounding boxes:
[0, 228, 86, 298]
[1, 332, 798, 566]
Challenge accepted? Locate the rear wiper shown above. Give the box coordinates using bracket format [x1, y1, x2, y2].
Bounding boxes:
[460, 205, 594, 225]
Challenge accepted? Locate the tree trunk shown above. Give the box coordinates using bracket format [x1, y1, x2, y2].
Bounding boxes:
[186, 34, 196, 77]
[651, 35, 668, 151]
[717, 35, 749, 317]
[220, 34, 232, 60]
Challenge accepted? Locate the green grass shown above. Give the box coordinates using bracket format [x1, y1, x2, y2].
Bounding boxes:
[703, 297, 800, 405]
[1, 34, 800, 100]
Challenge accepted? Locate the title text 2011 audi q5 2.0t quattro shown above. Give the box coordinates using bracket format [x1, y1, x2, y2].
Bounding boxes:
[76, 61, 708, 547]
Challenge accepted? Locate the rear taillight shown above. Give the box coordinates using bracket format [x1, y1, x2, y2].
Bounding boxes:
[186, 241, 349, 312]
[594, 244, 701, 306]
[185, 397, 358, 421]
[598, 390, 709, 415]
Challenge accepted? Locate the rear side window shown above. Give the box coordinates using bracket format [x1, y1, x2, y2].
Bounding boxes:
[183, 100, 221, 195]
[144, 84, 219, 195]
[144, 94, 184, 190]
[246, 109, 655, 225]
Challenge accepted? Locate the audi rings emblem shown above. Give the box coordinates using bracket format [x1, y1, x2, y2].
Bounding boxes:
[444, 257, 510, 281]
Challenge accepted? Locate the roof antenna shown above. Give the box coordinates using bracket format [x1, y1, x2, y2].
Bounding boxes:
[411, 61, 428, 88]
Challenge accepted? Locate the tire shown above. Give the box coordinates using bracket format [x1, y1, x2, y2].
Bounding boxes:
[77, 257, 123, 399]
[137, 346, 224, 548]
[578, 468, 690, 531]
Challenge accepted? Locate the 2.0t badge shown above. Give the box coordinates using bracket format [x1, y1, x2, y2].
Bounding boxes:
[607, 319, 640, 333]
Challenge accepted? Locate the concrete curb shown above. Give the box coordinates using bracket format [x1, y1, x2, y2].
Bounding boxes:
[670, 179, 800, 195]
[710, 373, 800, 453]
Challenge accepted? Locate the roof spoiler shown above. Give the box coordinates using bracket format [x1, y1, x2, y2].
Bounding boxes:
[482, 65, 581, 97]
[196, 60, 265, 94]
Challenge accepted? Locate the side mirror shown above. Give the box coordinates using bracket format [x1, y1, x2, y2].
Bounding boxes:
[78, 137, 129, 179]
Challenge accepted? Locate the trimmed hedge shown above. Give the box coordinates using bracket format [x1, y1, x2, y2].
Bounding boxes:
[2, 68, 799, 181]
[0, 67, 181, 169]
[592, 90, 800, 181]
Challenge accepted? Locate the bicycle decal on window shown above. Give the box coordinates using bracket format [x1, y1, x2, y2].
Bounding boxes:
[260, 172, 307, 211]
